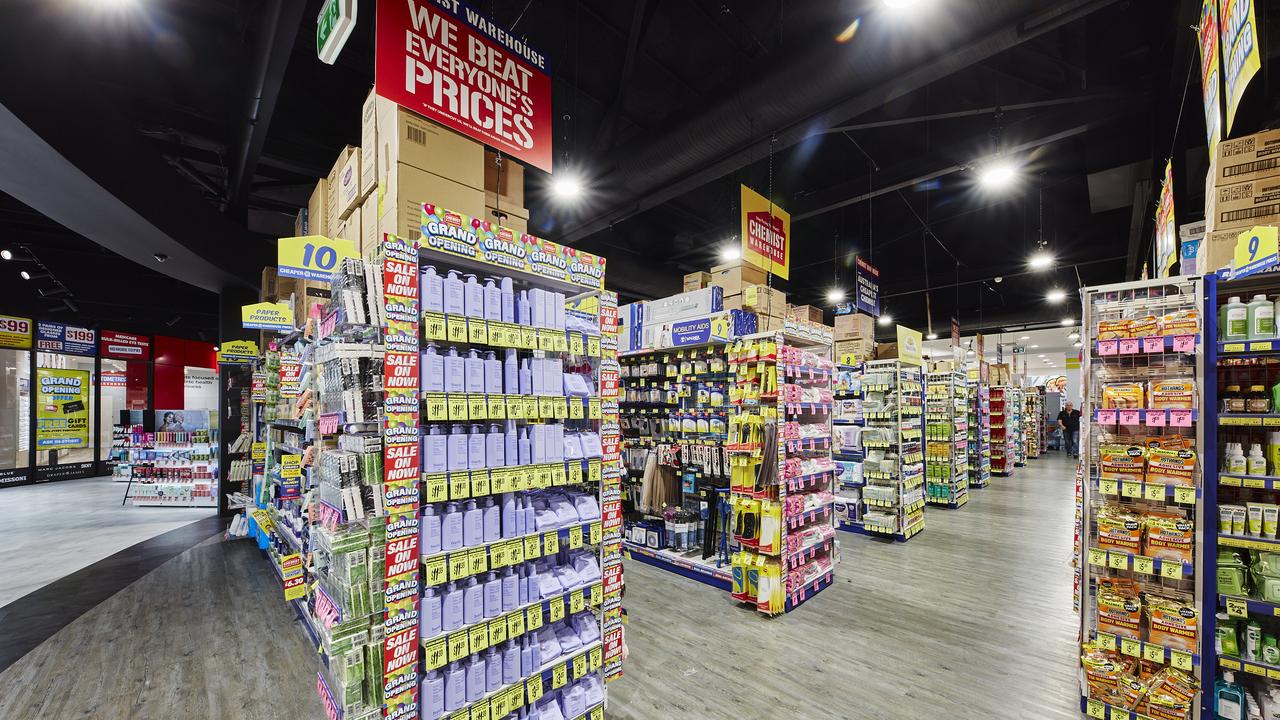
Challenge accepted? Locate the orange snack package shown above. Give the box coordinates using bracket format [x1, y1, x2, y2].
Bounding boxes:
[1144, 511, 1194, 563]
[1145, 448, 1196, 487]
[1144, 593, 1197, 653]
[1097, 577, 1143, 638]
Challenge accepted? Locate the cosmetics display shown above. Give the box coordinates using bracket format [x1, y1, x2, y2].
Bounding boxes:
[727, 332, 836, 614]
[1076, 276, 1204, 720]
[924, 372, 969, 508]
[967, 380, 991, 489]
[618, 344, 734, 589]
[121, 415, 219, 507]
[990, 386, 1017, 476]
[1024, 388, 1043, 459]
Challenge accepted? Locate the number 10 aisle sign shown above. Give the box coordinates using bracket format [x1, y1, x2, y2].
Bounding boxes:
[278, 236, 357, 281]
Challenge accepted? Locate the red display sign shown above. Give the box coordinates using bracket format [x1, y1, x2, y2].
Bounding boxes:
[746, 211, 787, 267]
[100, 330, 151, 360]
[375, 0, 554, 171]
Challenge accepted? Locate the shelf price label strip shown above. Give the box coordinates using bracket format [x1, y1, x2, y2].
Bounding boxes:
[422, 522, 603, 584]
[422, 311, 601, 358]
[1085, 547, 1190, 579]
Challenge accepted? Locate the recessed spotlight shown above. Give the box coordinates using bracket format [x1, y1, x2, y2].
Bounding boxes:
[1047, 289, 1067, 303]
[19, 270, 29, 280]
[1029, 251, 1054, 270]
[0, 250, 11, 261]
[878, 315, 893, 326]
[154, 253, 168, 263]
[550, 175, 583, 200]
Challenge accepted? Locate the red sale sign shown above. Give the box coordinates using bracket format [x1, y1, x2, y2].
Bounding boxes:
[376, 0, 554, 171]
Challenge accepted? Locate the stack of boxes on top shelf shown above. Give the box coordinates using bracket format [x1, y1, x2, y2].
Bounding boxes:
[263, 90, 532, 344]
[1203, 128, 1280, 274]
[833, 313, 875, 366]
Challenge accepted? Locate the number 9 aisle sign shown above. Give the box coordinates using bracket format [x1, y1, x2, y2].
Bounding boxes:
[278, 235, 357, 281]
[0, 315, 32, 349]
[1232, 225, 1279, 279]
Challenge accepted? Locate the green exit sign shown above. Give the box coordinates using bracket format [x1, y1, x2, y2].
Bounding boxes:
[317, 0, 356, 65]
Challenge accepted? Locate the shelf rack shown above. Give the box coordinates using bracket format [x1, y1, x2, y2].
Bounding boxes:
[1075, 275, 1205, 719]
[1024, 387, 1043, 459]
[924, 371, 969, 508]
[967, 379, 991, 488]
[1009, 386, 1026, 467]
[990, 386, 1016, 476]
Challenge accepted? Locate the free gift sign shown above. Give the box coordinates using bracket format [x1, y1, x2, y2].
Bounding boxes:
[376, 0, 553, 171]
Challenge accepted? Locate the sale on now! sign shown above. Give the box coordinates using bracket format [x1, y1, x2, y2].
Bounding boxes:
[376, 0, 554, 171]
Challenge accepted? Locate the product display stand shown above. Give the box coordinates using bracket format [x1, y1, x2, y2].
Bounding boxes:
[122, 414, 219, 507]
[967, 379, 991, 488]
[1010, 387, 1027, 467]
[841, 359, 925, 541]
[990, 386, 1016, 477]
[1025, 389, 1043, 459]
[727, 331, 836, 614]
[833, 363, 865, 532]
[1075, 276, 1204, 720]
[925, 372, 969, 508]
[619, 343, 734, 590]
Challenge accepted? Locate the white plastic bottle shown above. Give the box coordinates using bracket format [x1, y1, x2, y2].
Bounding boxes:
[1225, 296, 1249, 342]
[1249, 443, 1268, 476]
[1250, 294, 1276, 340]
[1228, 443, 1248, 475]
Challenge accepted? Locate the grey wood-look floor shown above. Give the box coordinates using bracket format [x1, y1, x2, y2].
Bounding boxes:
[607, 454, 1081, 720]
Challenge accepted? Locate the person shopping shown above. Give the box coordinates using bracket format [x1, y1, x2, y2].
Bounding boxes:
[1057, 402, 1081, 458]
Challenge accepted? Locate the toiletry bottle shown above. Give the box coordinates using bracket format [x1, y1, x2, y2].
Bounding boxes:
[465, 653, 485, 702]
[1269, 430, 1280, 475]
[517, 290, 532, 326]
[530, 288, 546, 328]
[506, 420, 518, 467]
[423, 343, 444, 393]
[483, 570, 502, 618]
[513, 493, 527, 536]
[484, 351, 502, 394]
[464, 576, 485, 625]
[1226, 296, 1250, 342]
[465, 349, 485, 393]
[519, 427, 532, 465]
[483, 277, 502, 321]
[468, 424, 486, 470]
[444, 271, 465, 315]
[1251, 294, 1276, 339]
[442, 580, 464, 631]
[443, 503, 464, 551]
[485, 646, 503, 692]
[517, 563, 530, 605]
[421, 586, 442, 638]
[1264, 634, 1280, 664]
[521, 495, 536, 534]
[502, 492, 517, 539]
[531, 424, 546, 464]
[421, 503, 442, 555]
[501, 566, 518, 611]
[502, 639, 520, 684]
[1248, 619, 1263, 661]
[444, 347, 464, 392]
[520, 636, 535, 677]
[422, 265, 444, 313]
[531, 357, 545, 395]
[426, 426, 448, 473]
[487, 424, 505, 468]
[1250, 444, 1268, 475]
[463, 499, 483, 547]
[448, 425, 469, 472]
[500, 277, 515, 323]
[520, 358, 533, 395]
[444, 660, 466, 712]
[482, 497, 500, 542]
[422, 669, 445, 719]
[463, 274, 483, 319]
[1230, 443, 1248, 475]
[1217, 671, 1247, 720]
[504, 349, 519, 394]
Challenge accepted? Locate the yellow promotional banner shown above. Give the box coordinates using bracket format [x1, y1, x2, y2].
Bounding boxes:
[1155, 160, 1176, 278]
[217, 339, 259, 364]
[0, 315, 33, 349]
[739, 184, 791, 280]
[1221, 0, 1261, 134]
[1198, 0, 1222, 160]
[241, 302, 295, 332]
[1231, 225, 1279, 278]
[35, 368, 90, 449]
[278, 235, 358, 281]
[896, 325, 923, 367]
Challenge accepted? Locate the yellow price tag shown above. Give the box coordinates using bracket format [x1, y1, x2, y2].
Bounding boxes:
[589, 646, 602, 671]
[1142, 643, 1165, 663]
[590, 583, 603, 606]
[1244, 477, 1268, 489]
[569, 462, 584, 485]
[1096, 633, 1117, 651]
[448, 396, 469, 421]
[425, 473, 449, 503]
[423, 312, 447, 341]
[526, 604, 543, 631]
[520, 327, 537, 350]
[569, 335, 585, 355]
[425, 637, 449, 670]
[448, 631, 470, 662]
[1098, 479, 1118, 495]
[572, 653, 587, 679]
[538, 396, 555, 418]
[589, 398, 602, 419]
[471, 471, 491, 498]
[1170, 650, 1193, 672]
[1221, 656, 1242, 671]
[1222, 475, 1244, 486]
[523, 396, 539, 419]
[1143, 484, 1165, 501]
[551, 663, 567, 689]
[1245, 662, 1268, 677]
[1173, 486, 1196, 504]
[425, 393, 449, 421]
[1160, 560, 1183, 580]
[1119, 637, 1140, 657]
[450, 473, 471, 501]
[507, 610, 526, 638]
[490, 469, 509, 494]
[487, 396, 506, 420]
[506, 395, 525, 419]
[1120, 482, 1141, 498]
[1087, 548, 1106, 566]
[425, 556, 448, 587]
[1085, 699, 1106, 719]
[590, 521, 602, 545]
[591, 706, 603, 720]
[468, 395, 488, 420]
[469, 623, 489, 654]
[588, 459, 602, 482]
[568, 398, 585, 420]
[467, 319, 488, 345]
[469, 699, 489, 720]
[548, 596, 565, 623]
[525, 674, 544, 703]
[587, 336, 601, 356]
[489, 617, 507, 645]
[524, 535, 542, 560]
[1132, 556, 1154, 575]
[544, 531, 560, 555]
[490, 543, 509, 569]
[447, 316, 468, 343]
[538, 330, 556, 351]
[449, 553, 471, 581]
[569, 591, 585, 615]
[567, 525, 583, 549]
[469, 548, 488, 575]
[547, 464, 563, 486]
[1227, 597, 1249, 618]
[1108, 553, 1129, 570]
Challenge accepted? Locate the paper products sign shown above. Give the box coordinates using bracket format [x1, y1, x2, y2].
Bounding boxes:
[35, 321, 95, 356]
[35, 368, 90, 449]
[896, 325, 923, 367]
[0, 315, 32, 349]
[1198, 0, 1222, 160]
[1221, 0, 1261, 133]
[375, 0, 554, 171]
[739, 184, 791, 279]
[217, 339, 260, 364]
[1155, 160, 1177, 278]
[241, 302, 295, 332]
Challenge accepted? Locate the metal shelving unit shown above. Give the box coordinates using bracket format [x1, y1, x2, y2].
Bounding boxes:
[967, 379, 991, 488]
[925, 371, 969, 508]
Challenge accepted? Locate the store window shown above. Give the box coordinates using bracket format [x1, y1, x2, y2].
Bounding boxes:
[99, 331, 152, 465]
[34, 321, 97, 482]
[0, 314, 33, 486]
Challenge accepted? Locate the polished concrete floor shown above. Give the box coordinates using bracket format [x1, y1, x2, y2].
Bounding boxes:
[0, 454, 1078, 720]
[0, 475, 214, 606]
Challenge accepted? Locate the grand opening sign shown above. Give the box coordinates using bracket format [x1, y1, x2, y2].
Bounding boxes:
[376, 0, 553, 171]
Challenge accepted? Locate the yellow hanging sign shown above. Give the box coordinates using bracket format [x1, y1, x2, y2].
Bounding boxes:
[739, 184, 791, 280]
[896, 325, 923, 367]
[277, 235, 357, 281]
[241, 302, 295, 332]
[217, 339, 259, 363]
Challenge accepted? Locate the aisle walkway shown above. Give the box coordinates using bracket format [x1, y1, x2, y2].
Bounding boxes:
[607, 454, 1080, 720]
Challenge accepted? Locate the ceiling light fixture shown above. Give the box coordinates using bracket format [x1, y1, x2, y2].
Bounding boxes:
[1028, 251, 1054, 270]
[978, 160, 1018, 191]
[1019, 335, 1030, 340]
[721, 246, 741, 262]
[38, 286, 67, 297]
[878, 315, 893, 326]
[19, 270, 30, 280]
[881, 0, 924, 11]
[0, 250, 11, 261]
[826, 288, 847, 303]
[1074, 341, 1083, 347]
[63, 299, 78, 314]
[550, 175, 583, 201]
[1061, 318, 1074, 326]
[926, 332, 938, 340]
[1030, 344, 1040, 349]
[1047, 289, 1067, 303]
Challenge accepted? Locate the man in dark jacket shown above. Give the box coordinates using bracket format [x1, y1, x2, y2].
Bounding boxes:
[1057, 402, 1081, 457]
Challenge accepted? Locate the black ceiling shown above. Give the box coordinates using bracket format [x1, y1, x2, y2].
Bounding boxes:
[0, 0, 1234, 340]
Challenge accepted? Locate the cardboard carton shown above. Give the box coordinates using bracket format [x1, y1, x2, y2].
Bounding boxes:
[646, 287, 723, 323]
[874, 342, 898, 360]
[337, 147, 363, 219]
[741, 284, 786, 316]
[260, 267, 279, 302]
[1210, 176, 1280, 230]
[683, 272, 712, 293]
[482, 192, 529, 233]
[360, 90, 378, 196]
[834, 313, 875, 341]
[375, 95, 483, 191]
[722, 294, 743, 312]
[484, 149, 524, 208]
[786, 304, 825, 324]
[378, 162, 485, 240]
[360, 194, 379, 257]
[1216, 128, 1280, 187]
[293, 208, 306, 237]
[709, 262, 767, 295]
[834, 338, 874, 364]
[757, 314, 785, 333]
[335, 205, 360, 246]
[307, 181, 328, 242]
[1204, 226, 1280, 274]
[326, 146, 356, 235]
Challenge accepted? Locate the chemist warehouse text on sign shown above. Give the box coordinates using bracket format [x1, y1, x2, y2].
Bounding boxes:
[376, 0, 554, 172]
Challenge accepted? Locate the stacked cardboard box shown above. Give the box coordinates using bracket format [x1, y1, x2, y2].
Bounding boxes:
[990, 363, 1012, 386]
[683, 272, 712, 293]
[833, 313, 875, 364]
[786, 304, 825, 324]
[1205, 129, 1280, 272]
[483, 149, 528, 234]
[709, 261, 767, 295]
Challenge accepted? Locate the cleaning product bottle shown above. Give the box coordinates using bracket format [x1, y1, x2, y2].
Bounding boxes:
[444, 660, 466, 712]
[421, 586, 442, 638]
[1269, 431, 1280, 475]
[463, 577, 483, 625]
[421, 503, 442, 555]
[1217, 671, 1247, 720]
[501, 492, 517, 539]
[1229, 443, 1248, 475]
[425, 426, 447, 473]
[504, 349, 519, 394]
[1264, 634, 1280, 664]
[484, 646, 502, 692]
[422, 343, 444, 392]
[1250, 444, 1268, 476]
[444, 270, 465, 315]
[482, 497, 500, 542]
[468, 424, 486, 470]
[448, 425, 469, 472]
[442, 503, 464, 552]
[500, 277, 515, 323]
[463, 499, 483, 547]
[1251, 294, 1276, 339]
[1226, 296, 1250, 342]
[484, 351, 502, 394]
[442, 580, 464, 631]
[483, 277, 502, 321]
[444, 346, 464, 392]
[487, 424, 505, 469]
[463, 274, 483, 319]
[465, 653, 485, 702]
[465, 349, 484, 393]
[422, 265, 444, 313]
[1248, 619, 1264, 661]
[422, 669, 445, 719]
